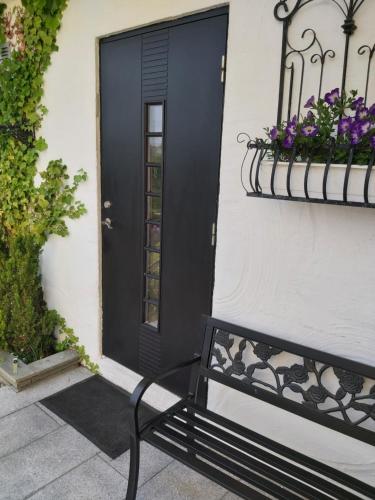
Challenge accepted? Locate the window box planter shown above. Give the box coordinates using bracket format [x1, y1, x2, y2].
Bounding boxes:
[257, 159, 375, 204]
[0, 349, 79, 392]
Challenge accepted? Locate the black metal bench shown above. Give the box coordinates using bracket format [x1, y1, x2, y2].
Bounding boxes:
[125, 316, 375, 499]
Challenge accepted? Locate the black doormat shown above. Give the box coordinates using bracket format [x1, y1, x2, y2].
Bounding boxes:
[40, 375, 157, 459]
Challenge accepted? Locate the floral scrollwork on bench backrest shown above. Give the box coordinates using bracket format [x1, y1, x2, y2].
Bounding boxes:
[210, 328, 375, 432]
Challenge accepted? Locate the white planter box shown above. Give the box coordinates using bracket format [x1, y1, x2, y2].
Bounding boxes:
[258, 160, 375, 204]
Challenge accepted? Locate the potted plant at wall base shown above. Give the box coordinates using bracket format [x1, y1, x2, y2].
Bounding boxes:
[0, 0, 98, 391]
[247, 89, 375, 203]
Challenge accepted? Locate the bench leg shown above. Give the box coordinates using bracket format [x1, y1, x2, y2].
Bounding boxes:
[126, 434, 140, 500]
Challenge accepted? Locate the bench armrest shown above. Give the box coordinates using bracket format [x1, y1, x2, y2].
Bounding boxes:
[128, 355, 201, 437]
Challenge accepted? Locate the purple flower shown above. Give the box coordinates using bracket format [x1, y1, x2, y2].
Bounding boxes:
[306, 111, 315, 121]
[351, 96, 364, 110]
[304, 95, 315, 108]
[301, 124, 319, 137]
[358, 120, 371, 135]
[269, 126, 279, 141]
[350, 130, 361, 145]
[369, 103, 375, 116]
[286, 115, 297, 136]
[338, 117, 352, 135]
[349, 121, 370, 145]
[324, 88, 340, 105]
[283, 135, 295, 149]
[370, 135, 375, 149]
[356, 106, 368, 120]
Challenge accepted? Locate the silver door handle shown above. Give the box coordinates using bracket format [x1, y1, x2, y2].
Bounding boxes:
[102, 217, 113, 230]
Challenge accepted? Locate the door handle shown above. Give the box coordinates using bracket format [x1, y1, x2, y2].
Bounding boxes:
[102, 217, 113, 230]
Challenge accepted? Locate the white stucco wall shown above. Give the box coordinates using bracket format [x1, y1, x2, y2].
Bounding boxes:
[33, 0, 375, 484]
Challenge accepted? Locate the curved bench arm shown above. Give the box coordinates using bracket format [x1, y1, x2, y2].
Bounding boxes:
[128, 354, 202, 437]
[125, 356, 201, 500]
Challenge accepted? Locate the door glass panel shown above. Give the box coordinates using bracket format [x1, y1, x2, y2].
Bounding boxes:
[146, 195, 161, 221]
[147, 167, 162, 193]
[146, 251, 160, 276]
[144, 102, 164, 329]
[145, 277, 159, 301]
[147, 137, 163, 163]
[147, 104, 163, 133]
[146, 223, 160, 249]
[145, 302, 159, 328]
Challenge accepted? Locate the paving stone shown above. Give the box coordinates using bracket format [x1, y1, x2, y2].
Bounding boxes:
[0, 367, 92, 419]
[35, 402, 67, 426]
[0, 404, 59, 459]
[136, 460, 226, 500]
[28, 455, 128, 500]
[0, 425, 98, 500]
[220, 493, 242, 500]
[100, 441, 173, 487]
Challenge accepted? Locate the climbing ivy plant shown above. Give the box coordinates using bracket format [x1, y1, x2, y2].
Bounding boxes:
[0, 0, 98, 371]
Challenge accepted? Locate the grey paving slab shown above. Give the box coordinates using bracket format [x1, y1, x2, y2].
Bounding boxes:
[0, 404, 59, 459]
[100, 441, 174, 487]
[35, 402, 66, 426]
[0, 366, 92, 419]
[0, 425, 98, 500]
[220, 493, 242, 500]
[28, 455, 128, 500]
[136, 460, 226, 500]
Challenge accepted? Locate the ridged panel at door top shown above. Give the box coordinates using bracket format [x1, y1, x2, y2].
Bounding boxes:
[142, 30, 169, 100]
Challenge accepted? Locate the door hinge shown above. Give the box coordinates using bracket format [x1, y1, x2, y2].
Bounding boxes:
[211, 222, 217, 247]
[220, 55, 226, 83]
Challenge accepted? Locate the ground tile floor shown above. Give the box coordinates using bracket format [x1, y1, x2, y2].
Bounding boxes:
[0, 368, 238, 500]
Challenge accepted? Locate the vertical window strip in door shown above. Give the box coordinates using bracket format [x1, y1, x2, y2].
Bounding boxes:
[141, 30, 169, 330]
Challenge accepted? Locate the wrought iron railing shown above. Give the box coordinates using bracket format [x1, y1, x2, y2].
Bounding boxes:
[239, 135, 375, 207]
[239, 0, 375, 208]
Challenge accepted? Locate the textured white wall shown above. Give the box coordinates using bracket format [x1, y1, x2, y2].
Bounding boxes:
[36, 0, 375, 484]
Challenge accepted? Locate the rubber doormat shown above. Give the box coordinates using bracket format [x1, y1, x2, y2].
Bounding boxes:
[41, 375, 157, 458]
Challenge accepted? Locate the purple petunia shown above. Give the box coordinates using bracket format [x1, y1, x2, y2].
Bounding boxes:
[350, 130, 361, 145]
[370, 135, 375, 149]
[304, 95, 315, 109]
[301, 124, 319, 137]
[356, 106, 368, 120]
[283, 135, 295, 149]
[349, 120, 371, 145]
[358, 120, 371, 135]
[351, 96, 364, 110]
[338, 117, 352, 135]
[286, 115, 297, 136]
[306, 111, 315, 121]
[269, 126, 279, 141]
[324, 88, 340, 105]
[369, 103, 375, 116]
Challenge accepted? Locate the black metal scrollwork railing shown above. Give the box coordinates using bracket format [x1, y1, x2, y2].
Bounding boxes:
[240, 0, 375, 208]
[239, 135, 375, 207]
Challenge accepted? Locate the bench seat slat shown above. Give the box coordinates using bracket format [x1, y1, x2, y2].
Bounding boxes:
[185, 401, 375, 499]
[158, 416, 330, 500]
[169, 409, 353, 500]
[144, 431, 268, 500]
[147, 425, 297, 500]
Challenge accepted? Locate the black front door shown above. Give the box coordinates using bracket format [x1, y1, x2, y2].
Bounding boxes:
[100, 8, 228, 394]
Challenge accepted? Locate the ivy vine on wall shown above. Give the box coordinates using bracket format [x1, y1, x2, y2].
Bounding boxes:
[0, 0, 98, 371]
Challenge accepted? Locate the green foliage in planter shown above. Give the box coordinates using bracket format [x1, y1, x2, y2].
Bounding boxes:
[0, 1, 98, 371]
[0, 236, 58, 363]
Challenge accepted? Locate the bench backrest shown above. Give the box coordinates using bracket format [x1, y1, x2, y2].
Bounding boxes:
[198, 317, 375, 446]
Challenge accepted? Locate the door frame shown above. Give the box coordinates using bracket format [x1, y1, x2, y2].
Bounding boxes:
[98, 5, 229, 364]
